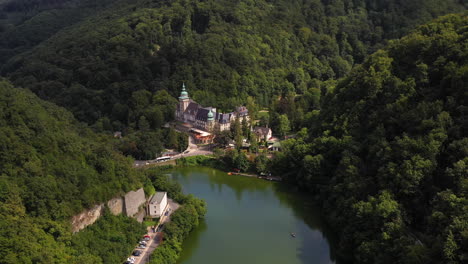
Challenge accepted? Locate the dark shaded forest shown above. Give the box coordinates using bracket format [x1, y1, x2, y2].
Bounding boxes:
[272, 13, 467, 263]
[0, 0, 116, 63]
[1, 0, 466, 129]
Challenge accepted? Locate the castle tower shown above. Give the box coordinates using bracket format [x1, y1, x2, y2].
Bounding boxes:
[207, 108, 215, 131]
[179, 83, 190, 113]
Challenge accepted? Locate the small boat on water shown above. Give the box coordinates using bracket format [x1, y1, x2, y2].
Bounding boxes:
[290, 232, 296, 238]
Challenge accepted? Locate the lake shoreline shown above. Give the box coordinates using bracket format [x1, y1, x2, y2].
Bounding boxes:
[168, 166, 339, 264]
[144, 155, 284, 183]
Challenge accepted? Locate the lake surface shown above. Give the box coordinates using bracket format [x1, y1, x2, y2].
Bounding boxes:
[169, 167, 339, 264]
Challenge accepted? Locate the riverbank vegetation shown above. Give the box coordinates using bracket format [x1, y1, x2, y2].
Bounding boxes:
[145, 168, 207, 264]
[176, 151, 271, 175]
[148, 199, 206, 264]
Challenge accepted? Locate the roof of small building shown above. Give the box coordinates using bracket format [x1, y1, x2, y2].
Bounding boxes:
[150, 192, 167, 204]
[216, 112, 231, 124]
[236, 106, 249, 116]
[269, 141, 282, 148]
[254, 126, 271, 136]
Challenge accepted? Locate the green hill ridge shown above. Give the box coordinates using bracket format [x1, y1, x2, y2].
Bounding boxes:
[1, 0, 466, 129]
[273, 13, 467, 263]
[0, 79, 145, 263]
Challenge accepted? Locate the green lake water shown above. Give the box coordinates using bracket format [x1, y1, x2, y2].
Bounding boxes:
[169, 167, 339, 264]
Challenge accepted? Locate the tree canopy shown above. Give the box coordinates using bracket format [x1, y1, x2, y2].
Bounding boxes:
[274, 13, 468, 263]
[0, 79, 145, 263]
[1, 0, 465, 130]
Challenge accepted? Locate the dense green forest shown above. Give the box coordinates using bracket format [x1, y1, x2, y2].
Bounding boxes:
[0, 79, 145, 263]
[1, 0, 466, 130]
[71, 210, 147, 264]
[0, 0, 116, 64]
[0, 79, 142, 218]
[272, 13, 468, 263]
[0, 80, 200, 263]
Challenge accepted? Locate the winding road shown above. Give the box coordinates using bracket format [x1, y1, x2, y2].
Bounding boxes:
[133, 134, 213, 168]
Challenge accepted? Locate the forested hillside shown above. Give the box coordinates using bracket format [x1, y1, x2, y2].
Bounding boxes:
[272, 13, 467, 263]
[0, 79, 145, 262]
[1, 0, 465, 130]
[0, 0, 116, 64]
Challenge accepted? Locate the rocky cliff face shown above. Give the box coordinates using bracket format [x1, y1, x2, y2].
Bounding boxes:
[107, 197, 124, 215]
[71, 188, 146, 233]
[71, 204, 105, 233]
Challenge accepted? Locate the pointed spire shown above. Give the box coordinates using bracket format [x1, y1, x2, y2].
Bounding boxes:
[179, 82, 189, 100]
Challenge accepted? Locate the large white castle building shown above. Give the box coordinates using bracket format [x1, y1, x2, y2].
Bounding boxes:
[175, 84, 249, 132]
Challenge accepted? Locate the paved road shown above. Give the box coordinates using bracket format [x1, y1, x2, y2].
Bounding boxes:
[133, 134, 213, 168]
[131, 199, 180, 264]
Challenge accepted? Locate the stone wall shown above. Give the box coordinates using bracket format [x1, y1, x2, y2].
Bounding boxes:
[134, 208, 146, 223]
[124, 188, 146, 217]
[71, 204, 105, 233]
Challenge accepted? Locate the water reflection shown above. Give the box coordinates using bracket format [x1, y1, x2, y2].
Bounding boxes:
[272, 183, 341, 263]
[176, 220, 208, 264]
[171, 167, 341, 264]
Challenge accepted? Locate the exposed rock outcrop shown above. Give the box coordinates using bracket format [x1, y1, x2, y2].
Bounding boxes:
[71, 188, 147, 233]
[107, 197, 124, 215]
[71, 204, 105, 233]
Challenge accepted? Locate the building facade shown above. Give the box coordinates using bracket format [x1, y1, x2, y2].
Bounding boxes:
[253, 126, 272, 141]
[175, 84, 249, 132]
[147, 192, 168, 218]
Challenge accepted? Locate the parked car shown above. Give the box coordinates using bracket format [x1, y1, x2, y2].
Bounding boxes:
[143, 236, 150, 241]
[164, 211, 169, 216]
[138, 244, 146, 249]
[133, 250, 141, 256]
[139, 241, 147, 245]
